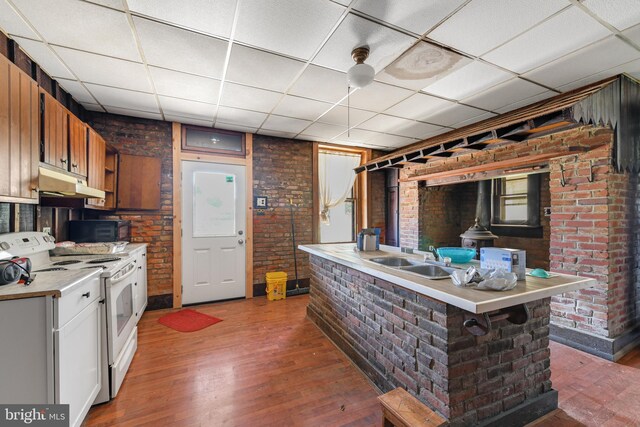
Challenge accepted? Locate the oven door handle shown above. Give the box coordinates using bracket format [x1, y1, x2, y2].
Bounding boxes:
[109, 264, 137, 285]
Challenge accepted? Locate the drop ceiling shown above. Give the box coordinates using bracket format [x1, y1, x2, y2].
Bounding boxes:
[1, 0, 639, 151]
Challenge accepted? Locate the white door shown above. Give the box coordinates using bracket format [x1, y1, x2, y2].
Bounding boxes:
[182, 161, 246, 304]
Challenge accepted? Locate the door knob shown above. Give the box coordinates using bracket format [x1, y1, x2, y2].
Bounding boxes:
[238, 239, 244, 245]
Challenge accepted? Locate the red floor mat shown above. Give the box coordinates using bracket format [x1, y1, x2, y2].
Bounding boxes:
[158, 308, 222, 332]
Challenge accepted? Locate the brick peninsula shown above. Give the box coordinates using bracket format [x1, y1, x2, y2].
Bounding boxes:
[299, 243, 595, 426]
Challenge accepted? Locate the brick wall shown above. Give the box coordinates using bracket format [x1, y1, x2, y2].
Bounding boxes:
[252, 136, 314, 290]
[399, 180, 419, 249]
[308, 255, 554, 426]
[87, 113, 174, 298]
[368, 169, 386, 244]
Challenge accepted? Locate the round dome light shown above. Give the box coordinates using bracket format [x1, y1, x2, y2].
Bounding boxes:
[347, 62, 374, 89]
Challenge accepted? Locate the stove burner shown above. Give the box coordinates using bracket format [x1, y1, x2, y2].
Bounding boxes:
[35, 267, 68, 272]
[87, 257, 121, 264]
[83, 265, 107, 269]
[53, 260, 82, 266]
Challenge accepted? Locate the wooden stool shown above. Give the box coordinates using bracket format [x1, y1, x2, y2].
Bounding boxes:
[378, 388, 447, 427]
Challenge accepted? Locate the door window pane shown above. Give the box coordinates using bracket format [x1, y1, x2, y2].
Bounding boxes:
[193, 172, 236, 237]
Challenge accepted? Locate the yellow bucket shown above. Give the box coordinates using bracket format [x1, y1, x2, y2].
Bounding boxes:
[266, 272, 287, 301]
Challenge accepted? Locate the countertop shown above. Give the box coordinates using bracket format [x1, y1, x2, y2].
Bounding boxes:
[299, 243, 596, 313]
[0, 268, 102, 301]
[123, 243, 147, 254]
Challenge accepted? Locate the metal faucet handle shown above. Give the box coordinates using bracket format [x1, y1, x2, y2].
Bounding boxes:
[442, 256, 452, 267]
[423, 253, 436, 262]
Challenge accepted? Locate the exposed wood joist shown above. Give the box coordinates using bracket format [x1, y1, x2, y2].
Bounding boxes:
[401, 147, 596, 184]
[356, 75, 632, 174]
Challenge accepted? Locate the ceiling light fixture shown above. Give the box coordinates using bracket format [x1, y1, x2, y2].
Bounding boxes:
[347, 46, 374, 89]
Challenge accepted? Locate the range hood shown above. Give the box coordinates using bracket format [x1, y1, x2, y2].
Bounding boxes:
[39, 167, 105, 199]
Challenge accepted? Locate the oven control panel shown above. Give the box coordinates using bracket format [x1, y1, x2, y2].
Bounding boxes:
[0, 232, 55, 256]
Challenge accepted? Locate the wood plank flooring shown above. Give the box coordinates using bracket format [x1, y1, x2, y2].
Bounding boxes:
[85, 295, 640, 427]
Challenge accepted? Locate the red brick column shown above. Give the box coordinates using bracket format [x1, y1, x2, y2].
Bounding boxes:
[399, 178, 419, 249]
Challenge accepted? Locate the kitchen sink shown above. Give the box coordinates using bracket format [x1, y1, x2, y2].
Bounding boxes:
[398, 264, 455, 280]
[368, 257, 419, 267]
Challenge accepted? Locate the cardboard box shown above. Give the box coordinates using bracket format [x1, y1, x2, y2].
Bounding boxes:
[480, 247, 527, 280]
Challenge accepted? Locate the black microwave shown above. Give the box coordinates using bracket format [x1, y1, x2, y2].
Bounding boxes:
[69, 220, 131, 243]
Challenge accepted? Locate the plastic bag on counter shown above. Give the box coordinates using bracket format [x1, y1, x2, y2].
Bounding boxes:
[451, 266, 517, 291]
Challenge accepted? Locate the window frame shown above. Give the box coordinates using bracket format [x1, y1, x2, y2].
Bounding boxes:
[491, 173, 542, 238]
[181, 124, 246, 157]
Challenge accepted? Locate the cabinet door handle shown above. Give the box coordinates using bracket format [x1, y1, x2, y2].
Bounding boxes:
[60, 159, 67, 164]
[82, 291, 91, 298]
[72, 163, 78, 169]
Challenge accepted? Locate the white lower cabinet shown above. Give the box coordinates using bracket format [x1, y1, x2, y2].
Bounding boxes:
[0, 273, 102, 427]
[133, 246, 148, 321]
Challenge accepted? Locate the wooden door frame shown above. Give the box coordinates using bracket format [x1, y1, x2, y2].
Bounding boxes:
[172, 122, 254, 308]
[312, 143, 371, 243]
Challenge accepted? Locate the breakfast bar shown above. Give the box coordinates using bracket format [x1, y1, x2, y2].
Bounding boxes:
[299, 243, 596, 427]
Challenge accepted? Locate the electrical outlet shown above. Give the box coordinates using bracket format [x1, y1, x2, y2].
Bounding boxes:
[43, 227, 51, 235]
[544, 207, 551, 216]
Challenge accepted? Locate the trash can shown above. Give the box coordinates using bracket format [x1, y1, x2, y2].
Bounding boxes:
[265, 272, 287, 301]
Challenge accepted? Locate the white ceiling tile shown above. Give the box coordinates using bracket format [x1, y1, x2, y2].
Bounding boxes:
[384, 93, 455, 121]
[12, 37, 74, 79]
[133, 17, 228, 78]
[450, 111, 497, 128]
[494, 91, 556, 114]
[85, 83, 159, 112]
[463, 78, 551, 112]
[376, 41, 472, 91]
[225, 44, 305, 92]
[56, 79, 96, 104]
[555, 57, 640, 92]
[332, 128, 381, 143]
[85, 0, 124, 10]
[482, 7, 611, 73]
[257, 129, 298, 139]
[313, 13, 416, 72]
[353, 0, 466, 35]
[582, 0, 640, 31]
[289, 65, 349, 103]
[158, 96, 216, 120]
[128, 0, 236, 38]
[219, 83, 283, 113]
[53, 46, 151, 92]
[216, 107, 267, 128]
[622, 23, 640, 46]
[523, 36, 640, 90]
[342, 82, 413, 112]
[261, 115, 311, 134]
[300, 122, 347, 139]
[427, 103, 491, 127]
[0, 1, 38, 38]
[234, 0, 345, 60]
[149, 67, 220, 104]
[357, 114, 410, 133]
[365, 133, 419, 149]
[215, 123, 257, 134]
[164, 114, 214, 127]
[104, 106, 163, 121]
[12, 0, 140, 60]
[428, 0, 570, 57]
[82, 103, 105, 112]
[422, 61, 513, 100]
[333, 0, 352, 6]
[272, 95, 332, 121]
[387, 118, 445, 139]
[316, 105, 376, 126]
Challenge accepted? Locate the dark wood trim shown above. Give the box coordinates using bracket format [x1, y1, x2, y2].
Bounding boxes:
[181, 124, 246, 157]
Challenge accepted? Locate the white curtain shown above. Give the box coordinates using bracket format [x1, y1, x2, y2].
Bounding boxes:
[319, 151, 361, 225]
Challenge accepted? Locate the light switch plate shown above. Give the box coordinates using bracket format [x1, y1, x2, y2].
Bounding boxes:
[42, 227, 52, 235]
[544, 207, 551, 216]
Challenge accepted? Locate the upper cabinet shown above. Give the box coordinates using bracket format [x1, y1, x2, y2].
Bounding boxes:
[0, 54, 39, 203]
[117, 154, 161, 210]
[85, 128, 106, 208]
[40, 89, 69, 172]
[68, 114, 87, 177]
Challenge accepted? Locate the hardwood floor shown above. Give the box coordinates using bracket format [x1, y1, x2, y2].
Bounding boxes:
[85, 295, 640, 427]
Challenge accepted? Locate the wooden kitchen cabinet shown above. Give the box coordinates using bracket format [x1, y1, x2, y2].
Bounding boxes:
[86, 128, 106, 208]
[40, 89, 69, 171]
[117, 154, 161, 210]
[68, 113, 88, 177]
[0, 54, 39, 203]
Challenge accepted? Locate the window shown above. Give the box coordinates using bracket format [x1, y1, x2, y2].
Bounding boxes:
[318, 149, 361, 243]
[491, 173, 541, 237]
[181, 125, 245, 156]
